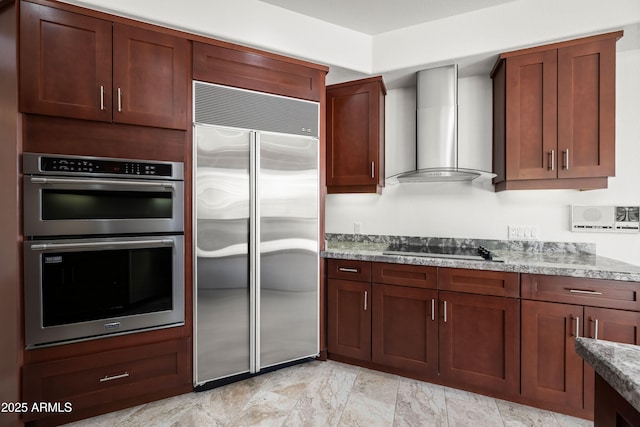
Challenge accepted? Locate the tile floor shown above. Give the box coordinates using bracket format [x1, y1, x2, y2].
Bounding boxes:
[65, 360, 593, 427]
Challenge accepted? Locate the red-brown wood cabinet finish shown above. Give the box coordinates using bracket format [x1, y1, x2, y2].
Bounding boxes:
[22, 338, 191, 423]
[437, 268, 521, 395]
[327, 259, 372, 361]
[192, 42, 326, 102]
[371, 263, 438, 378]
[20, 2, 113, 122]
[0, 2, 21, 425]
[521, 273, 640, 419]
[521, 300, 584, 413]
[327, 262, 520, 395]
[20, 1, 189, 130]
[582, 308, 640, 413]
[326, 76, 386, 194]
[439, 290, 520, 396]
[112, 24, 188, 129]
[492, 31, 621, 191]
[594, 373, 640, 427]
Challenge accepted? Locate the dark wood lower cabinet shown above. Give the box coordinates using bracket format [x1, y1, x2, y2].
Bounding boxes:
[22, 338, 191, 425]
[371, 284, 438, 377]
[326, 262, 640, 422]
[521, 300, 584, 413]
[439, 291, 520, 396]
[583, 308, 640, 413]
[594, 373, 640, 427]
[327, 278, 371, 361]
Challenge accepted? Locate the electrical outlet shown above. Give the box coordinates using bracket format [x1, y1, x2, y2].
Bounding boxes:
[354, 222, 362, 234]
[508, 225, 539, 240]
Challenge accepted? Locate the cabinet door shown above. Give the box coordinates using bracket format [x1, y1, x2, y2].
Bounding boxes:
[505, 50, 558, 180]
[583, 307, 640, 413]
[20, 2, 113, 121]
[371, 284, 438, 377]
[439, 291, 520, 396]
[326, 77, 385, 193]
[327, 279, 371, 360]
[557, 38, 616, 179]
[113, 24, 188, 129]
[521, 300, 584, 411]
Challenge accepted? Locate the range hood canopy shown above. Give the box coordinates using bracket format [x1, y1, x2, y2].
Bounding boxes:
[391, 64, 495, 183]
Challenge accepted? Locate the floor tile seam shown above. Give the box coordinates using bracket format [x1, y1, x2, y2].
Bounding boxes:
[334, 364, 363, 426]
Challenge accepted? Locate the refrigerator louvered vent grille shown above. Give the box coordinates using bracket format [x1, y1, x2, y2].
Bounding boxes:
[193, 81, 319, 137]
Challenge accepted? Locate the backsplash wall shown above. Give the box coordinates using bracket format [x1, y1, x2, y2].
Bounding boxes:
[325, 49, 640, 266]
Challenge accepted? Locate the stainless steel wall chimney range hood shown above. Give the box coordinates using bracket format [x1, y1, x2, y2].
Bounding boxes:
[392, 65, 494, 183]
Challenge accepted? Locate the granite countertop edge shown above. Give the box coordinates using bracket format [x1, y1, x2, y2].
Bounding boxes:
[321, 245, 640, 282]
[575, 337, 640, 412]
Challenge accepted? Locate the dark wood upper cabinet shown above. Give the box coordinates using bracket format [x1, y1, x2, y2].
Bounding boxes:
[326, 76, 386, 194]
[20, 2, 189, 130]
[20, 2, 113, 122]
[112, 24, 188, 129]
[192, 42, 326, 102]
[492, 31, 622, 191]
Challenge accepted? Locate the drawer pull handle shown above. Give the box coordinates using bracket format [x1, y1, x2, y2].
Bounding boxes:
[338, 267, 359, 273]
[99, 372, 130, 383]
[569, 289, 603, 295]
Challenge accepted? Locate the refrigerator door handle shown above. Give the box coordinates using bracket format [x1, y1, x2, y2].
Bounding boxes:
[250, 131, 260, 374]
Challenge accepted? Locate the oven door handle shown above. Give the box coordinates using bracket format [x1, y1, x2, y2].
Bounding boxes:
[29, 239, 175, 251]
[29, 177, 175, 189]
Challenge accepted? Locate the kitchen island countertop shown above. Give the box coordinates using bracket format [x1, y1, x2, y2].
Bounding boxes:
[575, 337, 640, 413]
[322, 237, 640, 282]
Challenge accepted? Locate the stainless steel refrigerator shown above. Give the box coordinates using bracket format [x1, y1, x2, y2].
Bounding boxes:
[193, 81, 320, 387]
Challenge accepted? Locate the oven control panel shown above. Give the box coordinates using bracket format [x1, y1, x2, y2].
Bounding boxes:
[40, 156, 173, 177]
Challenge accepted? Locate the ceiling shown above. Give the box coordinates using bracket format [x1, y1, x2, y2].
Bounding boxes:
[258, 0, 518, 35]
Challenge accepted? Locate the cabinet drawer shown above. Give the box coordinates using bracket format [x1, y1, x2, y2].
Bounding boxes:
[372, 262, 437, 289]
[22, 338, 190, 421]
[439, 268, 519, 297]
[522, 274, 640, 311]
[327, 259, 371, 282]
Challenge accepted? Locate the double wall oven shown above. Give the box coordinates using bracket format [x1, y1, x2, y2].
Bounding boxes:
[23, 153, 185, 348]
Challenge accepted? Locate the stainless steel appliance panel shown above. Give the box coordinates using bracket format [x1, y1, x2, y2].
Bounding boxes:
[195, 126, 252, 384]
[24, 235, 185, 348]
[23, 153, 184, 237]
[258, 132, 319, 368]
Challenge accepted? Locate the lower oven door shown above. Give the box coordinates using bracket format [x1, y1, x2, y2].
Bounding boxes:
[24, 235, 184, 348]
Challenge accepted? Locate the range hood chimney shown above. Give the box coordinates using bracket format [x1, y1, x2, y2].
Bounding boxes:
[393, 64, 494, 183]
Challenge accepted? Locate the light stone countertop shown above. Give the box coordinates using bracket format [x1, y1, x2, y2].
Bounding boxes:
[575, 337, 640, 412]
[322, 235, 640, 282]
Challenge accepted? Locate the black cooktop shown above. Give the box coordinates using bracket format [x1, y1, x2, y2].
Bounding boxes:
[383, 244, 503, 262]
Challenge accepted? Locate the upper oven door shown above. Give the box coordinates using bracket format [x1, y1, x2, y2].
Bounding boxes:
[23, 175, 184, 237]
